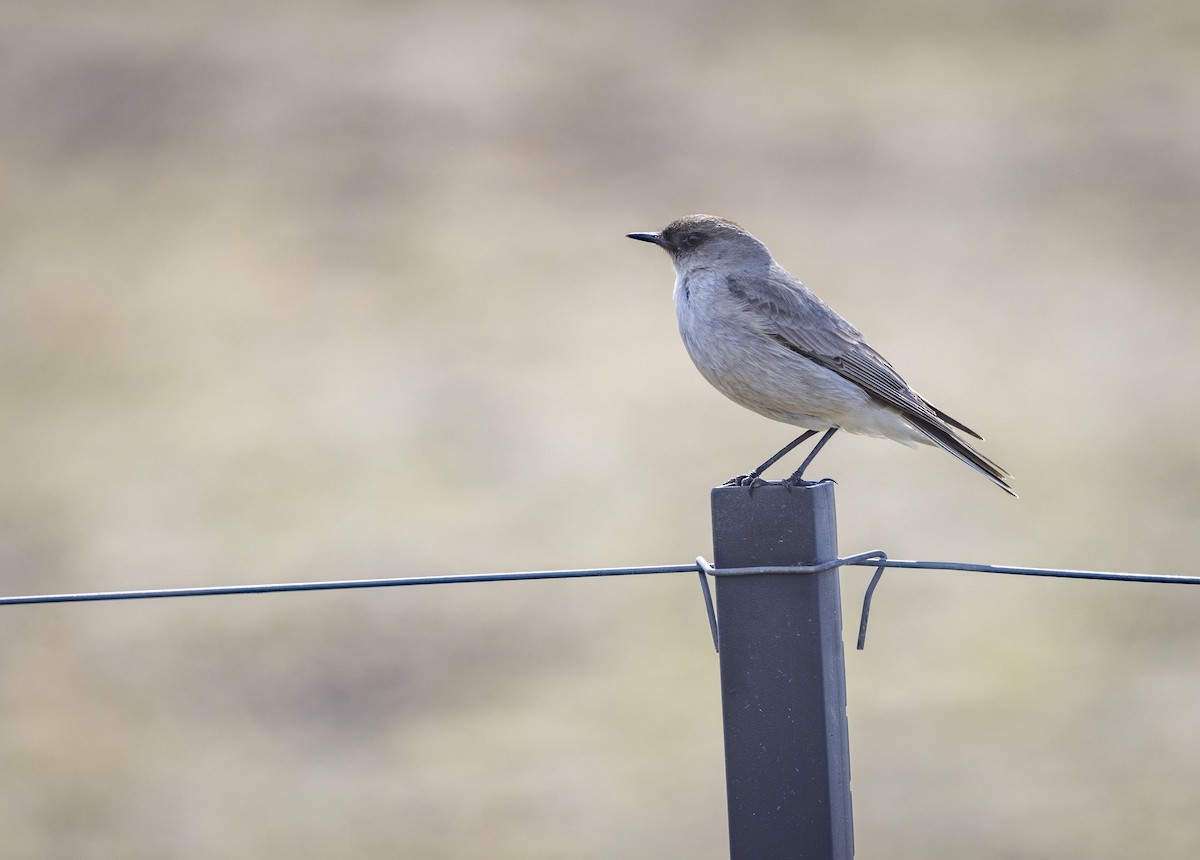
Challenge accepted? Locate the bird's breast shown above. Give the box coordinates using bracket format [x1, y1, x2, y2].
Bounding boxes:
[674, 272, 763, 373]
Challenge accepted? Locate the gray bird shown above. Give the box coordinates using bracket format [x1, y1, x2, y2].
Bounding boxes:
[628, 214, 1015, 496]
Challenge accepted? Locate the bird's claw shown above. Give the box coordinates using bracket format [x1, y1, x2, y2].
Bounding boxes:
[724, 473, 767, 493]
[781, 475, 835, 492]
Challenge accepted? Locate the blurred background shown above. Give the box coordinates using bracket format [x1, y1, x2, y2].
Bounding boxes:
[2, 0, 1199, 857]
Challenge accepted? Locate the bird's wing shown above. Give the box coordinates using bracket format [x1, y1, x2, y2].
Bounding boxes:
[728, 268, 985, 440]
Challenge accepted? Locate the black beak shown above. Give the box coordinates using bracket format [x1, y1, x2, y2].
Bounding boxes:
[626, 231, 669, 248]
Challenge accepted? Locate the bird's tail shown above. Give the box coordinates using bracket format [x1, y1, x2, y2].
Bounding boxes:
[910, 415, 1017, 497]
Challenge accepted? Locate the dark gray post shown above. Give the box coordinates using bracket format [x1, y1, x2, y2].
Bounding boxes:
[711, 481, 853, 860]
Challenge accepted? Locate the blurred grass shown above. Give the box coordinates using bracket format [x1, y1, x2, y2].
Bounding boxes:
[2, 0, 1200, 857]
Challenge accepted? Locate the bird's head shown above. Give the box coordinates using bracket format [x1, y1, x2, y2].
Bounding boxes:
[627, 215, 770, 273]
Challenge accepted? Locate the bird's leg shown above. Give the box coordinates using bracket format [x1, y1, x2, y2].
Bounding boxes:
[782, 427, 839, 488]
[724, 430, 818, 488]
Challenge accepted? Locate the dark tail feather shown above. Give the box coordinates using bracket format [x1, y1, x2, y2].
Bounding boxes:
[910, 415, 1017, 497]
[928, 404, 985, 441]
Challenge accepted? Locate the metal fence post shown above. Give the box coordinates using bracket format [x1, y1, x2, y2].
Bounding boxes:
[710, 481, 853, 860]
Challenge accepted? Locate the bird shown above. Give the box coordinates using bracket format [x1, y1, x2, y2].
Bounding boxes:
[627, 215, 1015, 496]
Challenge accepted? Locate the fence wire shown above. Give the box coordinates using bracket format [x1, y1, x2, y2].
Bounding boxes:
[3, 554, 1198, 650]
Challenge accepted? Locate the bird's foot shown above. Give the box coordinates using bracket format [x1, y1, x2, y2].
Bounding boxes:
[724, 473, 768, 493]
[780, 475, 835, 492]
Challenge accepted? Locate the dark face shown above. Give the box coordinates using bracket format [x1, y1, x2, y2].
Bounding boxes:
[656, 224, 711, 256]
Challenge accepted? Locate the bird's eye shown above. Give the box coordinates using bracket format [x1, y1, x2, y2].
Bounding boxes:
[683, 232, 705, 248]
